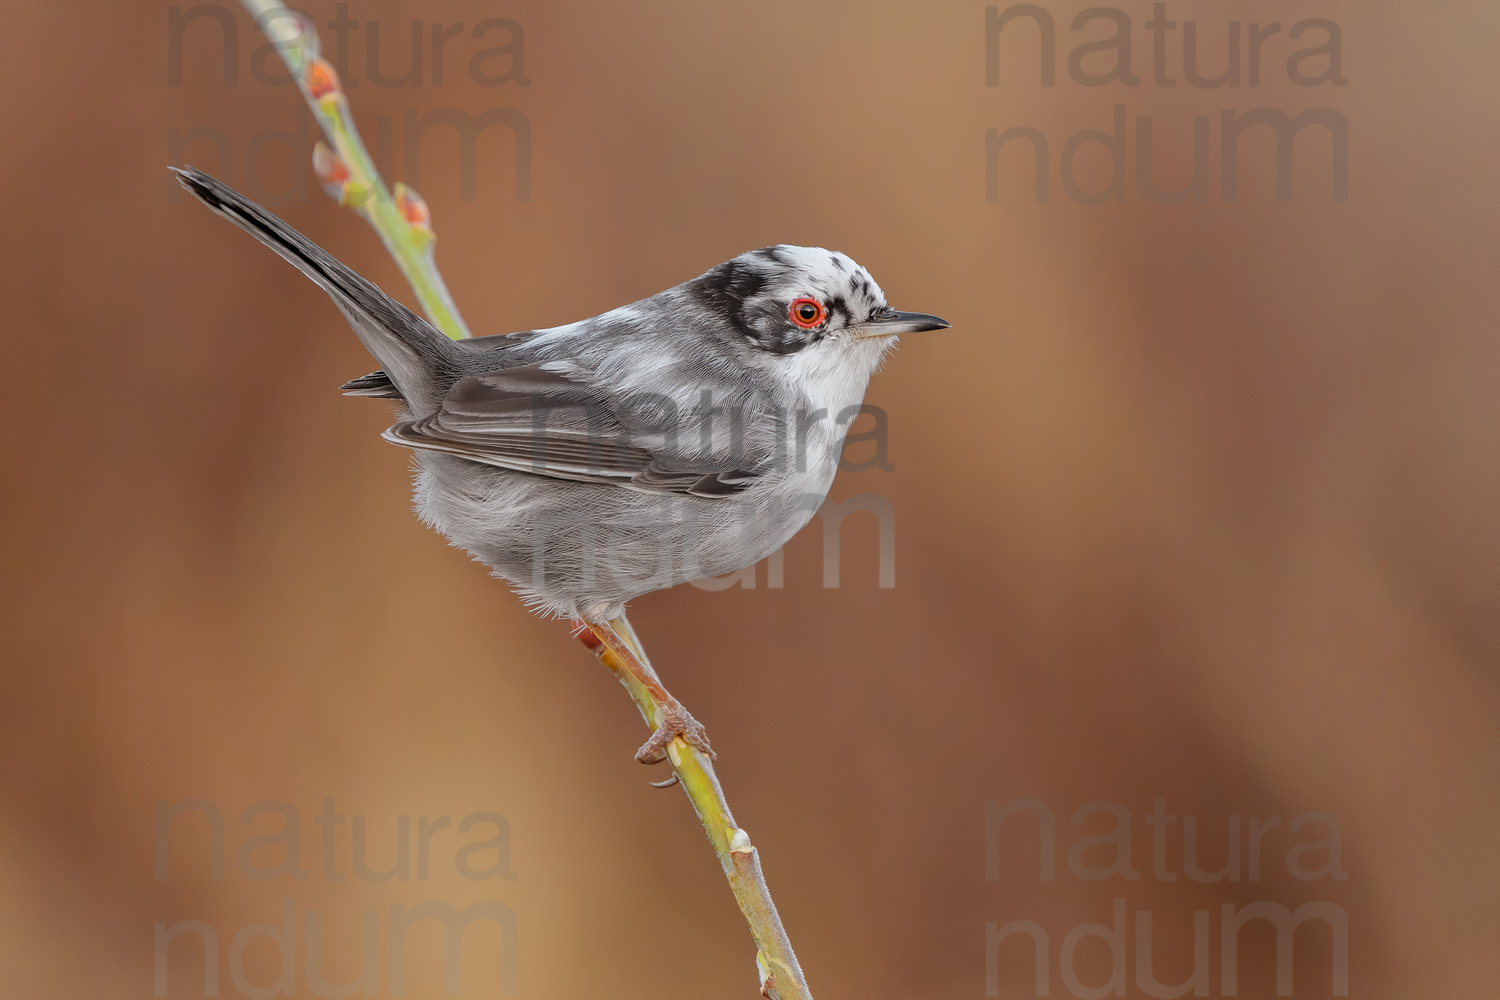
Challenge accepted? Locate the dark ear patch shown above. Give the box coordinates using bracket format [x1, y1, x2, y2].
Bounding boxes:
[692, 258, 818, 355]
[694, 259, 767, 315]
[693, 260, 766, 342]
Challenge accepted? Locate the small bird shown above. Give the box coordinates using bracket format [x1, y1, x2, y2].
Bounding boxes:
[174, 166, 948, 762]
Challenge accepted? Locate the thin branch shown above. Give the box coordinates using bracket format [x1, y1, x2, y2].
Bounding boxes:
[233, 3, 815, 996]
[240, 0, 471, 340]
[583, 618, 811, 999]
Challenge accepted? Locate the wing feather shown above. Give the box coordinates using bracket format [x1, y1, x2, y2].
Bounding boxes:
[382, 363, 762, 497]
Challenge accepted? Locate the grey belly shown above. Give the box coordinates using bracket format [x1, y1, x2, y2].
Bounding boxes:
[409, 453, 830, 618]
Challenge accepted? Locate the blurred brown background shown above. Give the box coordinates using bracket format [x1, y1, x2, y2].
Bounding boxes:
[1, 1, 1494, 997]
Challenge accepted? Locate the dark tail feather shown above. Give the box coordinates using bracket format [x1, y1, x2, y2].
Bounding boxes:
[171, 165, 456, 411]
[340, 369, 402, 398]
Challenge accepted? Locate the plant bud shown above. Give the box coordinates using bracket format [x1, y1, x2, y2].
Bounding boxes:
[305, 57, 341, 100]
[312, 142, 349, 201]
[393, 183, 432, 232]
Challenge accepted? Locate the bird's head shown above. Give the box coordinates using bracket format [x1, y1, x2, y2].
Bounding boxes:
[689, 246, 949, 364]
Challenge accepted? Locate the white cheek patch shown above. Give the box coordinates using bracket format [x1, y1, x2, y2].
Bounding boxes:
[779, 335, 890, 418]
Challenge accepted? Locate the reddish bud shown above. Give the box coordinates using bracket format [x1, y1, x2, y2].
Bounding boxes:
[305, 58, 341, 99]
[312, 142, 348, 185]
[393, 183, 432, 231]
[312, 143, 351, 203]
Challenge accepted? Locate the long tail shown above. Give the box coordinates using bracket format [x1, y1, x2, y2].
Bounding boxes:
[171, 166, 457, 413]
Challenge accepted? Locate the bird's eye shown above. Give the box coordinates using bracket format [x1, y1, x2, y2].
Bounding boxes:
[789, 298, 826, 329]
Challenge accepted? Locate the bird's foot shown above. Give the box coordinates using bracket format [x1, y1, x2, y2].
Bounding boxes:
[636, 699, 715, 765]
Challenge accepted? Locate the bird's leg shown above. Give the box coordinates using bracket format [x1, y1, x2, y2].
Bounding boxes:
[581, 618, 715, 765]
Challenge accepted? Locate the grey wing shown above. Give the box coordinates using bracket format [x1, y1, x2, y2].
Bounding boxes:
[381, 363, 762, 498]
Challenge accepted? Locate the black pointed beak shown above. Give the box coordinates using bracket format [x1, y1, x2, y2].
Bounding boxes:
[858, 309, 951, 337]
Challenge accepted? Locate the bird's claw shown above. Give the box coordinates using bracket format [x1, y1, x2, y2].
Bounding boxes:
[635, 700, 715, 765]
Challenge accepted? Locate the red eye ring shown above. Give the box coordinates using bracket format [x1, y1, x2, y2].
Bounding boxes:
[789, 297, 826, 329]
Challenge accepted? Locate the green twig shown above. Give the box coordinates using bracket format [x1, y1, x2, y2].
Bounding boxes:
[236, 2, 814, 995]
[240, 0, 471, 340]
[584, 618, 811, 999]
